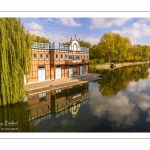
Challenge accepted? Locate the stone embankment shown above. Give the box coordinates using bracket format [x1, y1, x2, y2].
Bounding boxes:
[25, 73, 104, 95]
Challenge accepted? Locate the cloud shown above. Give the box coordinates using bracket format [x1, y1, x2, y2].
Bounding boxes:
[90, 18, 130, 29]
[137, 18, 150, 23]
[89, 86, 138, 127]
[112, 22, 150, 44]
[146, 110, 150, 122]
[47, 18, 54, 22]
[26, 21, 44, 31]
[130, 93, 150, 111]
[127, 79, 150, 93]
[59, 18, 82, 27]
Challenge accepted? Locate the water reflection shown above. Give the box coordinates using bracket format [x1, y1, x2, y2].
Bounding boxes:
[28, 82, 89, 126]
[0, 103, 36, 132]
[88, 64, 150, 131]
[91, 64, 149, 96]
[1, 64, 150, 132]
[89, 83, 139, 128]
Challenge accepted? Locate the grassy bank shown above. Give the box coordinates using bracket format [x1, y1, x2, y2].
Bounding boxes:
[89, 61, 150, 70]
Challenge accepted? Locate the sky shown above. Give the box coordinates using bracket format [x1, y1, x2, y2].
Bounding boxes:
[20, 18, 150, 46]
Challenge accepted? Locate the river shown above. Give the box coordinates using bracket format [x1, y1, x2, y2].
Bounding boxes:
[0, 63, 150, 132]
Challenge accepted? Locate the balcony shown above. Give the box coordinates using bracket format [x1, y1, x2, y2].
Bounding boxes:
[32, 42, 89, 52]
[65, 59, 88, 65]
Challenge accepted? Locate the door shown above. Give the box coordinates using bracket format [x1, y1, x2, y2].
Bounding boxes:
[80, 65, 83, 75]
[56, 67, 61, 79]
[24, 75, 27, 84]
[38, 66, 45, 81]
[69, 66, 73, 77]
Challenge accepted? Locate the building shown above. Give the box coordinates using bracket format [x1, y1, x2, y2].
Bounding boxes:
[25, 36, 89, 84]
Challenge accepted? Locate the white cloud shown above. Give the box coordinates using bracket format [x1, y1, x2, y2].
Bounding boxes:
[137, 18, 150, 23]
[28, 30, 47, 38]
[47, 18, 54, 22]
[39, 31, 99, 45]
[112, 22, 150, 44]
[77, 35, 100, 45]
[89, 86, 138, 127]
[59, 18, 82, 27]
[127, 79, 150, 93]
[26, 21, 44, 31]
[131, 93, 150, 111]
[90, 18, 130, 29]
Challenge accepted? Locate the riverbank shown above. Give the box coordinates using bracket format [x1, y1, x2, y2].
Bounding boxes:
[90, 61, 149, 70]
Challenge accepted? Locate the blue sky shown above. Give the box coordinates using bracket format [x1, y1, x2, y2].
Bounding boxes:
[21, 18, 150, 45]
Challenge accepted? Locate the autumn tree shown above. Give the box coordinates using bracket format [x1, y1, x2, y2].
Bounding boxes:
[98, 32, 116, 63]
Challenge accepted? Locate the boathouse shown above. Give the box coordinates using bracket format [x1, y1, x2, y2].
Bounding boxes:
[24, 36, 89, 84]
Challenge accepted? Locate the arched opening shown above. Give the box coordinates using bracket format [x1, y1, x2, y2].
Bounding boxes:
[73, 43, 78, 51]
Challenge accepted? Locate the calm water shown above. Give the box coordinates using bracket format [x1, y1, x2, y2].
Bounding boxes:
[0, 64, 150, 132]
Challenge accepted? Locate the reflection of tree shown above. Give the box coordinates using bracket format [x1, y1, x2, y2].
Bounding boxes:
[95, 64, 149, 96]
[0, 102, 36, 132]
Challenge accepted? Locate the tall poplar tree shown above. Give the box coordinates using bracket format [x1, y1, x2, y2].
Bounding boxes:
[0, 18, 32, 106]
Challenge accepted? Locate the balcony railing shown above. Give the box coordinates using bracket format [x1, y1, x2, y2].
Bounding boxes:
[65, 59, 88, 65]
[32, 42, 89, 52]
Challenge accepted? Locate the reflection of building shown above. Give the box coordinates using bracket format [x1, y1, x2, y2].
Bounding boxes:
[27, 92, 51, 121]
[24, 36, 89, 84]
[51, 83, 88, 116]
[27, 82, 89, 124]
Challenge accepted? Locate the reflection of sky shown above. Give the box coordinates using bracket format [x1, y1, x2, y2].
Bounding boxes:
[127, 78, 150, 93]
[89, 71, 150, 127]
[89, 82, 139, 127]
[126, 70, 150, 96]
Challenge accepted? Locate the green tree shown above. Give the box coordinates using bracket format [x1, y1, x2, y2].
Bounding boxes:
[94, 64, 149, 96]
[0, 18, 32, 106]
[30, 34, 49, 43]
[79, 40, 92, 48]
[98, 32, 116, 63]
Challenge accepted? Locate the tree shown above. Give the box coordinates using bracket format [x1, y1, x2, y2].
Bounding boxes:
[79, 40, 92, 48]
[0, 18, 32, 106]
[98, 32, 116, 63]
[30, 34, 49, 43]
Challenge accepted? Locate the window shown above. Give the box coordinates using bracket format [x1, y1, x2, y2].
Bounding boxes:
[36, 109, 38, 114]
[56, 89, 61, 93]
[33, 53, 37, 58]
[46, 54, 49, 58]
[56, 54, 58, 59]
[29, 111, 32, 117]
[65, 54, 68, 59]
[33, 43, 37, 47]
[40, 54, 43, 59]
[39, 93, 46, 100]
[48, 105, 50, 109]
[61, 54, 63, 59]
[42, 107, 44, 112]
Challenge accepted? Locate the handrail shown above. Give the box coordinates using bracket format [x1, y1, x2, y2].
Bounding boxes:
[32, 42, 89, 52]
